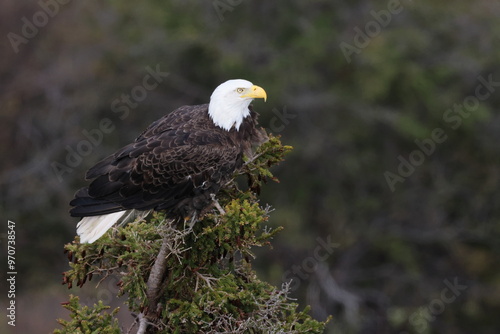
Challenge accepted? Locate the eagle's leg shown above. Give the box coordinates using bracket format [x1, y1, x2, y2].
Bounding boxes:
[184, 213, 198, 231]
[210, 193, 226, 215]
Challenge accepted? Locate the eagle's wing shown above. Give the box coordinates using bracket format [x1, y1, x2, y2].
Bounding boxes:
[70, 128, 240, 217]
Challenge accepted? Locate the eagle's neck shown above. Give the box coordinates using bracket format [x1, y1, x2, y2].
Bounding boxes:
[208, 98, 252, 131]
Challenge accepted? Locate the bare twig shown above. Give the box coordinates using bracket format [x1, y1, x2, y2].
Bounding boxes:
[194, 271, 219, 292]
[137, 232, 172, 333]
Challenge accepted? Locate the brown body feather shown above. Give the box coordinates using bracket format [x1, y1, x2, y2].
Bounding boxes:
[70, 104, 267, 220]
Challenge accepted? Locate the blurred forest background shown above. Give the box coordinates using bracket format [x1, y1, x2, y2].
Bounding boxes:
[1, 0, 500, 333]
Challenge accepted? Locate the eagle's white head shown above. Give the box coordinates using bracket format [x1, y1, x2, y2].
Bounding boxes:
[208, 79, 267, 131]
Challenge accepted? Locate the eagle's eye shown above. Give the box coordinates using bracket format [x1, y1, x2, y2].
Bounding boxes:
[236, 88, 245, 93]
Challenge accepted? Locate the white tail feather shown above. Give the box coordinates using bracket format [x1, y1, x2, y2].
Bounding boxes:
[77, 211, 127, 243]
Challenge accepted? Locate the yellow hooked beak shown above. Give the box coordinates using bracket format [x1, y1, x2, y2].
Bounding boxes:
[241, 85, 267, 102]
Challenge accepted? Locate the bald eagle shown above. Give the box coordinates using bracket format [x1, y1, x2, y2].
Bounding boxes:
[70, 79, 268, 243]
